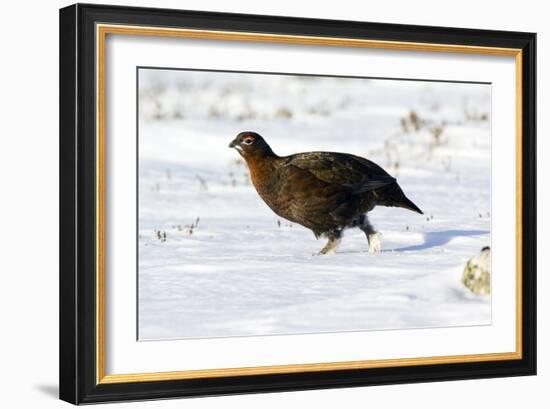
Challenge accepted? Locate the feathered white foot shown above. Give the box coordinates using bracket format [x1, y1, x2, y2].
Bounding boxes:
[367, 233, 381, 253]
[316, 237, 342, 256]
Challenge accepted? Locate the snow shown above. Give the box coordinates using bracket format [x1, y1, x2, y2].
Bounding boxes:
[137, 69, 491, 340]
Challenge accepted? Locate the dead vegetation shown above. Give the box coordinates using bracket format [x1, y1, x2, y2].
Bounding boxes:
[154, 229, 167, 242]
[226, 158, 251, 187]
[196, 174, 208, 191]
[463, 105, 489, 122]
[151, 217, 201, 243]
[184, 217, 200, 235]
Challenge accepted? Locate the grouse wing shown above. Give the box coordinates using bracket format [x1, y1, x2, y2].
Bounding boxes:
[283, 152, 396, 194]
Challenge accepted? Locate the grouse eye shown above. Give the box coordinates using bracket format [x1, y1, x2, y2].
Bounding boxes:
[242, 138, 255, 145]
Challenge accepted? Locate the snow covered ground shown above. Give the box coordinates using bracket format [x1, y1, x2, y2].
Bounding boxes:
[137, 69, 492, 340]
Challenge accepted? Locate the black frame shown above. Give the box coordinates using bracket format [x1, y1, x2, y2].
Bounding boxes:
[60, 3, 537, 404]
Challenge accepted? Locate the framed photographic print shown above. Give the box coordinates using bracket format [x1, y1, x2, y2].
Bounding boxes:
[59, 3, 537, 404]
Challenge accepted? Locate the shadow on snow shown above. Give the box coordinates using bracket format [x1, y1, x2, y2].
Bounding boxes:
[338, 229, 489, 254]
[391, 229, 489, 252]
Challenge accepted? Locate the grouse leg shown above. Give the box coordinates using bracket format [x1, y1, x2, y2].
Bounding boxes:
[317, 230, 342, 256]
[359, 214, 381, 253]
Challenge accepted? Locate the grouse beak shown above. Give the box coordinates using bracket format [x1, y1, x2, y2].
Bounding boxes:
[228, 138, 242, 152]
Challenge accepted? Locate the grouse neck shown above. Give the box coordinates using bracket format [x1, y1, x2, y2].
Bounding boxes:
[243, 150, 280, 183]
[242, 148, 279, 163]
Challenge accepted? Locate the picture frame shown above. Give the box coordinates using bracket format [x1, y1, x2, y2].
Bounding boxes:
[59, 3, 536, 404]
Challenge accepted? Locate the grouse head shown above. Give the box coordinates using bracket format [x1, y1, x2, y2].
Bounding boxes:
[228, 131, 276, 159]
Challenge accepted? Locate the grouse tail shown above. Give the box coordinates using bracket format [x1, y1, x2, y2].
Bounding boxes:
[397, 195, 424, 215]
[387, 183, 423, 215]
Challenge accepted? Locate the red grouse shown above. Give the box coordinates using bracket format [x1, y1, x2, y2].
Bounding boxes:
[229, 131, 423, 255]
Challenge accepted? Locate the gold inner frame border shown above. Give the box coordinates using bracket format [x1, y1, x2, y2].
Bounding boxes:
[95, 23, 523, 385]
